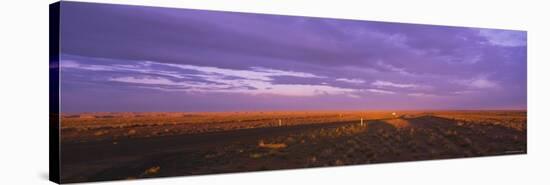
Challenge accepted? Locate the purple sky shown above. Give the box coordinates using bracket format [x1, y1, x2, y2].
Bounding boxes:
[58, 2, 527, 112]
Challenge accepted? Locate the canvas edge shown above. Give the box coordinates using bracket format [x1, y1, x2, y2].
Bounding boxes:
[49, 1, 61, 184]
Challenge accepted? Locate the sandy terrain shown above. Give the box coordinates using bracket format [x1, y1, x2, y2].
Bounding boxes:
[59, 111, 526, 183]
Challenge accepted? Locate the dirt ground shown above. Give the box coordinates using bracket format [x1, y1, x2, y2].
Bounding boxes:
[59, 111, 526, 183]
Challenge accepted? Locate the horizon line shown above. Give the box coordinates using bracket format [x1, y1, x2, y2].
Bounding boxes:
[58, 108, 527, 114]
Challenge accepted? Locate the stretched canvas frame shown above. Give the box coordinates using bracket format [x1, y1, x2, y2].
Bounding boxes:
[50, 1, 527, 183]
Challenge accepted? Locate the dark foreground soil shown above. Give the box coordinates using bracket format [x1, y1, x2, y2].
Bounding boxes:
[59, 112, 526, 183]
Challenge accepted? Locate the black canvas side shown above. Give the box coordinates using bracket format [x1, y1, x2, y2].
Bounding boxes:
[49, 2, 61, 184]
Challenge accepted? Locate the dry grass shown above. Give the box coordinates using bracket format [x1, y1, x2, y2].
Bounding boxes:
[60, 111, 409, 142]
[142, 166, 160, 176]
[60, 110, 526, 143]
[433, 111, 526, 131]
[258, 140, 287, 149]
[384, 119, 410, 129]
[59, 110, 526, 183]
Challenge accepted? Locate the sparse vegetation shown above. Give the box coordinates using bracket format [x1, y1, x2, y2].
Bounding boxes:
[60, 111, 400, 142]
[60, 110, 526, 183]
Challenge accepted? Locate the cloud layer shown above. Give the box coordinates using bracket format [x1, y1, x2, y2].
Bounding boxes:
[58, 2, 527, 112]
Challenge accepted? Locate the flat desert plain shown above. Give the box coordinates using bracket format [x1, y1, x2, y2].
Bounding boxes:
[59, 110, 526, 183]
